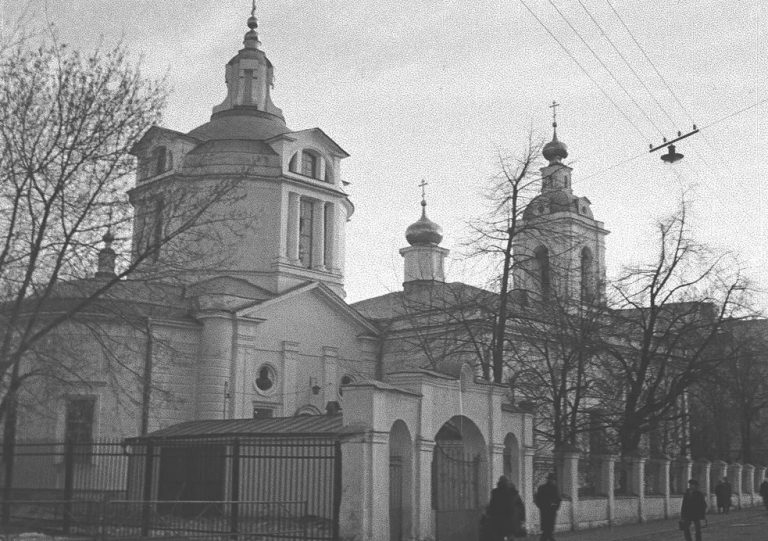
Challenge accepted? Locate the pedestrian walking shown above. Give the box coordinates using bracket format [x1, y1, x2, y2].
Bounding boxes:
[485, 475, 526, 541]
[534, 473, 561, 541]
[713, 477, 731, 514]
[760, 477, 768, 513]
[680, 479, 707, 541]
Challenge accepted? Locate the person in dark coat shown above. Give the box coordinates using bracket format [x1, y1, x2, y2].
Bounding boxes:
[681, 479, 707, 541]
[486, 475, 526, 541]
[760, 477, 768, 512]
[714, 477, 731, 514]
[534, 473, 561, 541]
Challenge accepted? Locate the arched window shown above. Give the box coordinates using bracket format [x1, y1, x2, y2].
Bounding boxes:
[301, 150, 318, 178]
[534, 245, 551, 301]
[288, 152, 299, 173]
[323, 164, 333, 183]
[581, 247, 595, 303]
[153, 146, 171, 176]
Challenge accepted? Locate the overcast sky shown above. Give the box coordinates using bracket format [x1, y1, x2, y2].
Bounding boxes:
[5, 0, 766, 305]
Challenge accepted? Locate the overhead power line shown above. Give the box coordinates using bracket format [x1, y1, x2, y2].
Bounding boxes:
[518, 0, 649, 142]
[697, 98, 768, 131]
[604, 0, 696, 125]
[548, 0, 665, 138]
[603, 0, 728, 176]
[576, 0, 681, 133]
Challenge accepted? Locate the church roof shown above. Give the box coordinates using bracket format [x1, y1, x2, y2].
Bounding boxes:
[138, 414, 351, 440]
[187, 109, 291, 142]
[352, 281, 495, 322]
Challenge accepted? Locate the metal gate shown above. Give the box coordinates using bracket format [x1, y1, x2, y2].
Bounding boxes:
[432, 443, 482, 541]
[389, 455, 403, 541]
[1, 437, 343, 540]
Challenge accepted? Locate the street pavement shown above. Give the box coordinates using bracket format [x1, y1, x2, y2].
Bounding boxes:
[548, 506, 768, 541]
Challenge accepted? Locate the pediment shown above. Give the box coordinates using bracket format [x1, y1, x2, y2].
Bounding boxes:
[131, 126, 200, 156]
[287, 128, 349, 158]
[237, 281, 378, 336]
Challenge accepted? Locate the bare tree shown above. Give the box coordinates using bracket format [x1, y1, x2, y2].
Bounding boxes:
[465, 133, 547, 382]
[599, 204, 754, 456]
[0, 36, 247, 500]
[506, 293, 607, 450]
[691, 319, 768, 463]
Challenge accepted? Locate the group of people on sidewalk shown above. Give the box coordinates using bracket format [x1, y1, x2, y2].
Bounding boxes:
[481, 473, 768, 541]
[481, 473, 560, 541]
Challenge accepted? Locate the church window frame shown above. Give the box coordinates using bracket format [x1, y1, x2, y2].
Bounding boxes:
[254, 363, 277, 397]
[252, 402, 276, 418]
[338, 374, 355, 398]
[153, 145, 172, 176]
[298, 198, 314, 268]
[301, 150, 319, 178]
[580, 246, 596, 303]
[64, 395, 97, 464]
[533, 245, 551, 302]
[288, 152, 299, 173]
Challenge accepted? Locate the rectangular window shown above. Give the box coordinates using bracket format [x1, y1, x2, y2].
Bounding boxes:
[253, 406, 274, 419]
[299, 199, 313, 268]
[65, 396, 95, 463]
[242, 69, 254, 104]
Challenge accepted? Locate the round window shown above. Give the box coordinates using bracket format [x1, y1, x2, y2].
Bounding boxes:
[338, 375, 353, 397]
[254, 365, 276, 395]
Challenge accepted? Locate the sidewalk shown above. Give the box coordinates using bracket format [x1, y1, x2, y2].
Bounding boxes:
[551, 505, 768, 541]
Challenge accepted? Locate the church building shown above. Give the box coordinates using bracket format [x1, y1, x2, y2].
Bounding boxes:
[4, 8, 618, 541]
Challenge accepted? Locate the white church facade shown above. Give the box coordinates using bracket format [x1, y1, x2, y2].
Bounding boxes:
[7, 10, 549, 541]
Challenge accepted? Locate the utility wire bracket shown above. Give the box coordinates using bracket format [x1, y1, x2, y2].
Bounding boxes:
[649, 126, 699, 153]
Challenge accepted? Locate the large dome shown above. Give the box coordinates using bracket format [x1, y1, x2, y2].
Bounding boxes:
[188, 108, 290, 142]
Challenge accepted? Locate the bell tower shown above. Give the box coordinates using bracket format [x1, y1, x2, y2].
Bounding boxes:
[513, 105, 609, 305]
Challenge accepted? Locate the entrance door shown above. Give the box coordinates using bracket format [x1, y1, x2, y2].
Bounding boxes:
[389, 455, 403, 541]
[432, 443, 482, 541]
[158, 445, 226, 516]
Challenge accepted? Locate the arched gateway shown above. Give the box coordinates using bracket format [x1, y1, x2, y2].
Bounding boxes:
[432, 415, 488, 541]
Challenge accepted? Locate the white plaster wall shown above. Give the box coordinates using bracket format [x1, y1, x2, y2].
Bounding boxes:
[236, 289, 377, 418]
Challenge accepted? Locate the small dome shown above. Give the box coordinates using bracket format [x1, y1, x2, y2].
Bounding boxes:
[543, 134, 568, 163]
[524, 190, 579, 220]
[406, 202, 443, 245]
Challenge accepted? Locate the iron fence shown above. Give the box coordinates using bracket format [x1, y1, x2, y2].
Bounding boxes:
[0, 438, 341, 540]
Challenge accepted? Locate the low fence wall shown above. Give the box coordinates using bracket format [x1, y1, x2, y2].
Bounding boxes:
[541, 452, 767, 533]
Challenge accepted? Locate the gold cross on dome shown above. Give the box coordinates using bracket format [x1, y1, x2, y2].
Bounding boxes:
[549, 100, 560, 126]
[418, 179, 429, 202]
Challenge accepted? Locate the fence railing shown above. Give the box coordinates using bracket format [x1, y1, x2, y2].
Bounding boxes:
[1, 438, 341, 540]
[1, 499, 318, 540]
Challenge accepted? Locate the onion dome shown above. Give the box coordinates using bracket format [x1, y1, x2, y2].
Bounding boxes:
[542, 130, 568, 164]
[406, 200, 443, 245]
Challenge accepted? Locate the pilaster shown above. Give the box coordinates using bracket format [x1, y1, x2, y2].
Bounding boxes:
[282, 341, 299, 415]
[672, 458, 693, 495]
[629, 456, 646, 522]
[312, 199, 326, 269]
[595, 454, 617, 525]
[287, 192, 300, 262]
[694, 459, 711, 499]
[728, 463, 743, 509]
[414, 438, 436, 541]
[743, 464, 755, 505]
[555, 450, 579, 530]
